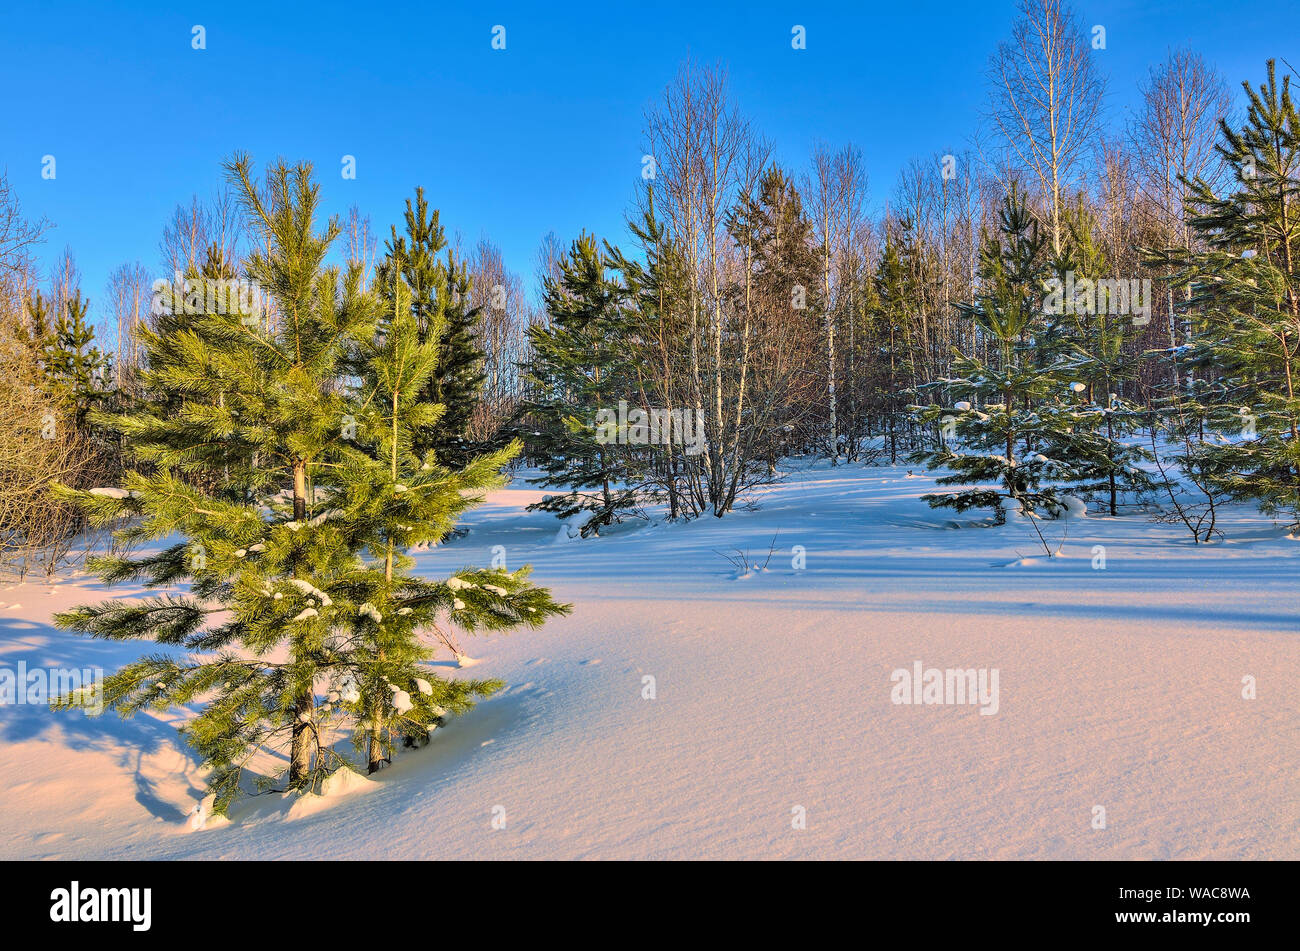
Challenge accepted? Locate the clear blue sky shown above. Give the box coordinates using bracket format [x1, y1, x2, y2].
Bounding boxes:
[0, 0, 1291, 333]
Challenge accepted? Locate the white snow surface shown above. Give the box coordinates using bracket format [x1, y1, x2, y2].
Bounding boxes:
[1, 460, 1296, 859]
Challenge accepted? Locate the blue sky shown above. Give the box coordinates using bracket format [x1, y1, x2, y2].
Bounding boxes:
[0, 0, 1291, 332]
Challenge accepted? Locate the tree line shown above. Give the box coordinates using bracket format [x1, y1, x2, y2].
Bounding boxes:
[3, 0, 1298, 566]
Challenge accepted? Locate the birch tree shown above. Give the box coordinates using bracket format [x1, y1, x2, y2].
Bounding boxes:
[987, 0, 1104, 257]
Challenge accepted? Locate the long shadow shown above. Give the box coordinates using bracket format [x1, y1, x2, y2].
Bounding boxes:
[554, 588, 1299, 634]
[146, 681, 554, 858]
[0, 614, 202, 823]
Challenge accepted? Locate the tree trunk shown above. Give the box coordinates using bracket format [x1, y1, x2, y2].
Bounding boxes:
[370, 389, 401, 773]
[289, 459, 314, 786]
[825, 255, 837, 463]
[291, 695, 315, 786]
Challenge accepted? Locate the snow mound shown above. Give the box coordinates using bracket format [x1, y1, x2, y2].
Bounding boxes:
[320, 766, 376, 799]
[285, 767, 377, 821]
[553, 522, 582, 543]
[1057, 495, 1088, 519]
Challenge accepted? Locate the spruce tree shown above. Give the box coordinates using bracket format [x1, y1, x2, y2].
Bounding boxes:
[53, 156, 568, 812]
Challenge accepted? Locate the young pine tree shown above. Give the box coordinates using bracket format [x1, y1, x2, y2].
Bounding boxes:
[1041, 201, 1154, 515]
[524, 233, 641, 536]
[725, 166, 823, 463]
[915, 183, 1075, 523]
[871, 231, 919, 464]
[607, 189, 692, 519]
[42, 288, 112, 431]
[21, 290, 52, 353]
[1158, 60, 1300, 530]
[338, 271, 568, 774]
[54, 156, 568, 812]
[375, 188, 486, 469]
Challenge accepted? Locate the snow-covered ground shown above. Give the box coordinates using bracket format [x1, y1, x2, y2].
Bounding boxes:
[1, 461, 1296, 859]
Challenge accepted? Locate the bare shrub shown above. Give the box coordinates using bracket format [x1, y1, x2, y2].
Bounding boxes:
[0, 316, 110, 580]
